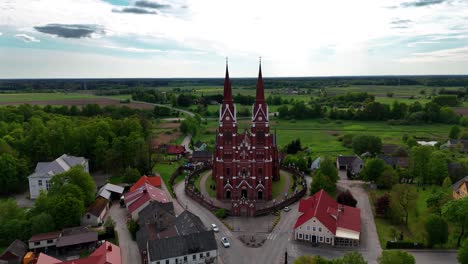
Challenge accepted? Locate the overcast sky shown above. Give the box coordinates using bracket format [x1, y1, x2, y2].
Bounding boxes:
[0, 0, 467, 78]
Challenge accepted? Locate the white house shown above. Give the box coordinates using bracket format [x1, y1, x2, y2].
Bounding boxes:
[28, 154, 89, 199]
[147, 231, 217, 264]
[81, 197, 109, 227]
[294, 189, 361, 247]
[28, 231, 61, 251]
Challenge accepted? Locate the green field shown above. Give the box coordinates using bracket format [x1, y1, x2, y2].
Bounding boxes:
[205, 175, 216, 197]
[0, 92, 97, 102]
[370, 185, 459, 249]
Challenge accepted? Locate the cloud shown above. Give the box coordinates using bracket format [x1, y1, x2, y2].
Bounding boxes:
[34, 24, 104, 38]
[134, 1, 171, 9]
[112, 7, 157, 14]
[102, 45, 163, 53]
[390, 19, 413, 25]
[0, 32, 3, 36]
[15, 34, 40, 42]
[400, 46, 468, 62]
[401, 0, 448, 7]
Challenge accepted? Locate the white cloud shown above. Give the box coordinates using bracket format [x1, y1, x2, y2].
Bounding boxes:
[0, 32, 3, 36]
[400, 46, 468, 63]
[15, 33, 40, 42]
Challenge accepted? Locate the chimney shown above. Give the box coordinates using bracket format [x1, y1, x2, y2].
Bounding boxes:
[107, 244, 112, 252]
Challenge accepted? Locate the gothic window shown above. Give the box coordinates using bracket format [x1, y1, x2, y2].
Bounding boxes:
[226, 167, 230, 176]
[225, 132, 232, 146]
[224, 152, 232, 159]
[258, 168, 263, 176]
[257, 130, 265, 144]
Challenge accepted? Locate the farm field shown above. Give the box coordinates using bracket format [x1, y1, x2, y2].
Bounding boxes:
[0, 92, 97, 102]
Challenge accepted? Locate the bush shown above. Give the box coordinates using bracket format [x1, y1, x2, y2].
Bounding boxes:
[425, 215, 448, 247]
[127, 219, 139, 240]
[337, 190, 357, 207]
[378, 250, 416, 264]
[385, 241, 425, 249]
[214, 208, 228, 219]
[376, 193, 390, 217]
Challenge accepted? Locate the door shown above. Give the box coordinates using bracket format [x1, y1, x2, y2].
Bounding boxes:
[241, 189, 247, 198]
[312, 235, 317, 243]
[257, 191, 263, 200]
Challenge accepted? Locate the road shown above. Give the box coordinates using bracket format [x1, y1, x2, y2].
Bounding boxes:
[109, 204, 142, 264]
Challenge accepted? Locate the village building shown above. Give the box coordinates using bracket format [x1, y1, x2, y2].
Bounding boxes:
[97, 183, 124, 201]
[28, 154, 89, 199]
[29, 227, 98, 254]
[294, 189, 361, 247]
[452, 176, 468, 199]
[124, 183, 170, 219]
[443, 139, 468, 153]
[130, 175, 162, 192]
[0, 239, 27, 264]
[193, 140, 208, 151]
[336, 155, 363, 178]
[81, 197, 109, 227]
[191, 151, 212, 163]
[35, 241, 121, 264]
[212, 61, 280, 216]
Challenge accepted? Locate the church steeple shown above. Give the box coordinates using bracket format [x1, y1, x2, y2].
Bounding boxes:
[223, 57, 233, 104]
[255, 57, 265, 103]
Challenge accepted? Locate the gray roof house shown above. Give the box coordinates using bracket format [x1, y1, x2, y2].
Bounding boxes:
[28, 154, 89, 199]
[336, 155, 364, 177]
[97, 183, 124, 200]
[310, 157, 321, 171]
[0, 239, 27, 264]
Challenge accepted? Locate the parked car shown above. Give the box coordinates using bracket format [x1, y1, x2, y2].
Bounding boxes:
[211, 224, 219, 232]
[283, 206, 291, 212]
[221, 237, 230, 248]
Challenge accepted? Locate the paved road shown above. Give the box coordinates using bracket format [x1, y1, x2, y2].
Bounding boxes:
[108, 204, 142, 264]
[181, 134, 193, 154]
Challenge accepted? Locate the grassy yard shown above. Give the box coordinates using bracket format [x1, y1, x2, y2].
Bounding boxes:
[153, 160, 185, 188]
[369, 185, 459, 249]
[272, 173, 286, 199]
[0, 92, 97, 102]
[205, 174, 216, 198]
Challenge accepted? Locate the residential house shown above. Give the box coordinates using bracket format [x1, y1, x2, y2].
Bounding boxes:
[310, 157, 321, 172]
[448, 163, 464, 181]
[166, 145, 186, 159]
[0, 239, 27, 264]
[381, 144, 400, 156]
[28, 231, 61, 251]
[28, 154, 89, 199]
[81, 197, 109, 227]
[124, 183, 170, 220]
[136, 201, 176, 249]
[378, 155, 409, 169]
[29, 227, 98, 253]
[130, 175, 162, 192]
[336, 155, 364, 177]
[191, 151, 212, 163]
[443, 139, 468, 153]
[97, 183, 124, 201]
[147, 231, 217, 264]
[452, 176, 468, 199]
[294, 189, 361, 247]
[193, 141, 207, 151]
[35, 241, 121, 264]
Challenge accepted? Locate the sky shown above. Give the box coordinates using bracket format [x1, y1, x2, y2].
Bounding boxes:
[0, 0, 468, 78]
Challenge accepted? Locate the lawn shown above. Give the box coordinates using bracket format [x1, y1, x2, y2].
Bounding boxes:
[369, 185, 460, 249]
[0, 92, 97, 102]
[272, 173, 286, 199]
[205, 174, 216, 198]
[153, 160, 185, 188]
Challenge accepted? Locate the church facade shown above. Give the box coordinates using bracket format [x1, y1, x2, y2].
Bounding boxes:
[212, 61, 280, 216]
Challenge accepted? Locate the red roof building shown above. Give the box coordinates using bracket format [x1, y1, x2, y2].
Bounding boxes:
[130, 175, 162, 192]
[166, 145, 186, 155]
[124, 183, 170, 219]
[294, 189, 361, 247]
[35, 241, 121, 264]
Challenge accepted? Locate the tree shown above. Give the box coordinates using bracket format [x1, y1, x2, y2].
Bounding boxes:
[443, 197, 468, 247]
[425, 215, 448, 247]
[378, 250, 415, 264]
[426, 190, 450, 216]
[390, 184, 418, 226]
[104, 217, 116, 235]
[450, 125, 461, 139]
[30, 213, 56, 235]
[428, 151, 449, 185]
[0, 153, 28, 194]
[377, 168, 399, 189]
[127, 219, 139, 240]
[361, 158, 386, 182]
[352, 135, 382, 155]
[311, 172, 335, 195]
[317, 157, 339, 183]
[442, 177, 453, 189]
[337, 190, 357, 207]
[49, 166, 96, 206]
[286, 139, 302, 154]
[409, 146, 433, 183]
[122, 167, 140, 183]
[340, 251, 367, 264]
[293, 255, 330, 264]
[376, 193, 390, 217]
[459, 239, 468, 264]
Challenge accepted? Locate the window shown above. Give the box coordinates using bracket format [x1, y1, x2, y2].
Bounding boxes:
[305, 234, 309, 240]
[47, 240, 53, 244]
[87, 214, 90, 219]
[193, 255, 196, 260]
[156, 262, 160, 264]
[207, 252, 210, 257]
[166, 260, 169, 264]
[200, 253, 203, 258]
[183, 256, 187, 261]
[34, 242, 40, 246]
[46, 180, 51, 190]
[318, 227, 322, 232]
[226, 168, 230, 176]
[319, 236, 324, 242]
[38, 180, 43, 187]
[298, 233, 303, 239]
[326, 238, 330, 243]
[313, 227, 316, 231]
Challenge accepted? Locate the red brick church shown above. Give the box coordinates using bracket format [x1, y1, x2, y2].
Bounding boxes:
[212, 60, 280, 216]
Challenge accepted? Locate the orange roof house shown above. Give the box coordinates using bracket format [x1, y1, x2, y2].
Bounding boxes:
[130, 175, 162, 192]
[452, 176, 468, 199]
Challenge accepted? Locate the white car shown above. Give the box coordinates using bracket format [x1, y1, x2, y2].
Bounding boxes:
[211, 224, 219, 232]
[221, 237, 230, 248]
[283, 206, 291, 212]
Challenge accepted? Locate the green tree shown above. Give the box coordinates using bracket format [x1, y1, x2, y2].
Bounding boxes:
[425, 215, 449, 247]
[311, 172, 336, 195]
[442, 176, 453, 189]
[409, 146, 433, 183]
[443, 197, 468, 247]
[0, 199, 30, 245]
[378, 250, 415, 264]
[50, 166, 96, 206]
[352, 135, 382, 155]
[426, 190, 451, 216]
[428, 151, 449, 185]
[0, 153, 29, 194]
[390, 184, 418, 226]
[377, 168, 399, 189]
[122, 167, 141, 183]
[340, 251, 367, 264]
[459, 239, 468, 264]
[361, 158, 386, 182]
[30, 213, 56, 235]
[449, 125, 461, 138]
[317, 157, 339, 183]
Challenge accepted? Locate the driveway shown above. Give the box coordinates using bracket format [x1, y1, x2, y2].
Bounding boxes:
[108, 204, 142, 264]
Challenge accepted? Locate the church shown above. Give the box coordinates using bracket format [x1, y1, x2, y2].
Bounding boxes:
[212, 60, 280, 216]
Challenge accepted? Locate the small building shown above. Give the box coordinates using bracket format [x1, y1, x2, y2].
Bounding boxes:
[443, 139, 468, 153]
[193, 141, 207, 151]
[310, 157, 321, 171]
[166, 145, 186, 156]
[130, 175, 162, 192]
[97, 183, 124, 201]
[0, 239, 27, 264]
[147, 231, 217, 264]
[124, 183, 170, 220]
[294, 189, 361, 247]
[81, 196, 109, 227]
[136, 201, 176, 249]
[381, 144, 400, 156]
[378, 155, 409, 169]
[28, 154, 89, 199]
[191, 151, 212, 163]
[29, 227, 98, 253]
[336, 155, 363, 177]
[28, 231, 61, 251]
[452, 176, 468, 199]
[36, 241, 121, 264]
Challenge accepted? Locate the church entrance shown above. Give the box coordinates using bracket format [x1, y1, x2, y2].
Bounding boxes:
[241, 189, 247, 198]
[226, 190, 231, 199]
[257, 191, 263, 200]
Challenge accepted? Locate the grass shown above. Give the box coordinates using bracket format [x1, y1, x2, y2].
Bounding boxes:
[369, 185, 460, 249]
[205, 174, 216, 198]
[153, 161, 185, 189]
[0, 92, 97, 102]
[108, 175, 124, 184]
[272, 173, 286, 199]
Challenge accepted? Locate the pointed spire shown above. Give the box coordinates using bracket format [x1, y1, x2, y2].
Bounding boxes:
[255, 56, 265, 103]
[223, 57, 233, 103]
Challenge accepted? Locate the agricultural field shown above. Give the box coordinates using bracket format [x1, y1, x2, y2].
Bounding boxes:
[0, 92, 96, 102]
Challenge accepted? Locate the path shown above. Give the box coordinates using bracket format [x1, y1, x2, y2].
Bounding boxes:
[108, 204, 142, 264]
[181, 134, 193, 154]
